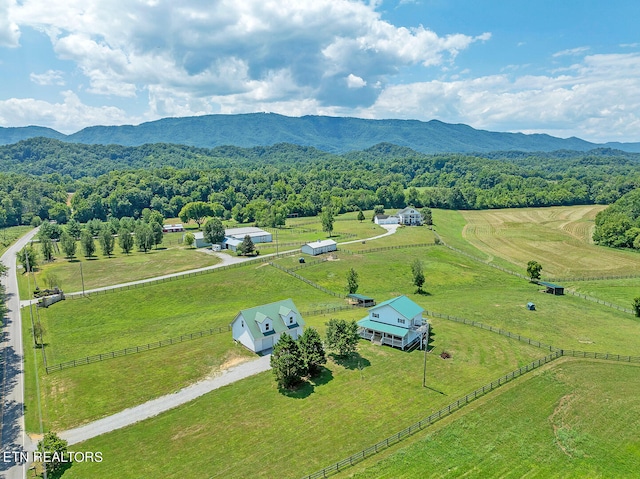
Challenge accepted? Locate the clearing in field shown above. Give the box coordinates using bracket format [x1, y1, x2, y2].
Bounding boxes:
[459, 205, 640, 277]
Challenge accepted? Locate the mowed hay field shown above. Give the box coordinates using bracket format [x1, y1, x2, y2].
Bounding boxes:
[459, 205, 640, 277]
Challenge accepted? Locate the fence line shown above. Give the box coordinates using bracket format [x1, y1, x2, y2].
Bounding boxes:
[343, 242, 438, 255]
[564, 290, 633, 314]
[300, 347, 640, 479]
[269, 262, 345, 298]
[301, 351, 562, 479]
[45, 325, 231, 373]
[64, 251, 299, 300]
[549, 273, 640, 283]
[425, 310, 558, 352]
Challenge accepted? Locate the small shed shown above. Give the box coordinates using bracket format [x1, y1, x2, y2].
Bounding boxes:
[539, 281, 564, 295]
[527, 302, 536, 311]
[301, 239, 337, 256]
[347, 294, 376, 307]
[192, 231, 211, 249]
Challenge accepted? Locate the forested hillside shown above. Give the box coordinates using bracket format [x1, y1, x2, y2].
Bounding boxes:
[593, 188, 640, 248]
[1, 138, 640, 229]
[4, 113, 640, 153]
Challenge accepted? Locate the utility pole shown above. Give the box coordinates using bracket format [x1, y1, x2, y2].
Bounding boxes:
[80, 262, 86, 296]
[422, 330, 428, 388]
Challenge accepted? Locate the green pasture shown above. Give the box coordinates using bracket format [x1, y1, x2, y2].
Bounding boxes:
[49, 319, 545, 478]
[281, 246, 640, 355]
[0, 225, 32, 256]
[342, 360, 640, 479]
[17, 245, 221, 297]
[564, 277, 640, 310]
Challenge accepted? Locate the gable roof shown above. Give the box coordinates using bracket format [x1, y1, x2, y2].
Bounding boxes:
[235, 299, 304, 339]
[397, 207, 420, 215]
[305, 239, 337, 249]
[371, 295, 424, 319]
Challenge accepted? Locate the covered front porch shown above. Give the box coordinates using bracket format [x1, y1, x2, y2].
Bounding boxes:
[357, 319, 428, 350]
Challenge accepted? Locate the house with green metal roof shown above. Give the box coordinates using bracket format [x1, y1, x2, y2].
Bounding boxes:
[357, 295, 428, 350]
[231, 299, 305, 353]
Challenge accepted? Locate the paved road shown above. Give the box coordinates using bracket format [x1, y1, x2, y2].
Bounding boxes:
[0, 228, 39, 479]
[59, 354, 272, 445]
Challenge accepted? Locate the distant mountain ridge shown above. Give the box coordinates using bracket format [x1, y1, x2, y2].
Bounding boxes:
[2, 113, 640, 154]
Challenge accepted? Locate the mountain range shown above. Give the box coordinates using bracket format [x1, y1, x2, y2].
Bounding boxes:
[2, 113, 640, 154]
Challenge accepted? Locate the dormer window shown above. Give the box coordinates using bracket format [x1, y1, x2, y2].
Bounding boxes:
[289, 318, 293, 324]
[372, 313, 379, 318]
[265, 323, 270, 331]
[241, 320, 244, 328]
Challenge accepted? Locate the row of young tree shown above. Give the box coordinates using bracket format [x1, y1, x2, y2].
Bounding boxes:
[270, 319, 360, 389]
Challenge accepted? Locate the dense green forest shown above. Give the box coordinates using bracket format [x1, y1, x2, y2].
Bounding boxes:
[1, 138, 640, 233]
[593, 188, 640, 248]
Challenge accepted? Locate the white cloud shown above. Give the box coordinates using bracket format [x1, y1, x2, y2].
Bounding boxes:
[361, 52, 640, 142]
[553, 46, 590, 58]
[0, 0, 19, 47]
[0, 91, 133, 133]
[346, 74, 367, 89]
[30, 70, 65, 86]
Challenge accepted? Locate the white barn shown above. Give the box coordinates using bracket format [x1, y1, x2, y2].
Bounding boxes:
[301, 239, 337, 256]
[231, 299, 305, 353]
[225, 227, 273, 244]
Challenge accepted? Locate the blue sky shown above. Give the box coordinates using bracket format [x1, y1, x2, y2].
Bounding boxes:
[1, 0, 639, 143]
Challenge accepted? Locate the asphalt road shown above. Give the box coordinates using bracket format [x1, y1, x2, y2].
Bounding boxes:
[0, 228, 39, 479]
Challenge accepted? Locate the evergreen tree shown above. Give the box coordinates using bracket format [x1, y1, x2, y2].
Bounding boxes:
[59, 232, 77, 259]
[346, 267, 359, 294]
[421, 207, 433, 226]
[37, 431, 69, 474]
[298, 328, 326, 376]
[357, 210, 365, 222]
[240, 234, 255, 256]
[270, 333, 304, 389]
[633, 297, 640, 318]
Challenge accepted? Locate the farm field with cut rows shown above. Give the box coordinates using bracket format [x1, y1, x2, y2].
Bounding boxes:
[456, 205, 640, 277]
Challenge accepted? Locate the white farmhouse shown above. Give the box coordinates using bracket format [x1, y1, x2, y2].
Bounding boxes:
[357, 295, 428, 350]
[396, 207, 423, 226]
[231, 299, 305, 353]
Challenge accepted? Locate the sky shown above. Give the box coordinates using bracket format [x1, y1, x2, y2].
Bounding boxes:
[1, 0, 639, 143]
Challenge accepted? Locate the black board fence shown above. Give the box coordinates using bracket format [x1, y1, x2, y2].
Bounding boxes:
[300, 351, 563, 479]
[45, 325, 231, 373]
[64, 251, 300, 300]
[269, 262, 345, 298]
[564, 289, 633, 314]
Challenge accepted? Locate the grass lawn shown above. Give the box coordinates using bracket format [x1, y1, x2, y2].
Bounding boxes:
[564, 277, 640, 310]
[341, 360, 640, 479]
[23, 264, 345, 431]
[17, 245, 221, 297]
[0, 225, 32, 256]
[47, 319, 545, 478]
[279, 247, 640, 355]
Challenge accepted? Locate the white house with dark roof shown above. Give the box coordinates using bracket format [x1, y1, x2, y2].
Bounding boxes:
[357, 295, 428, 350]
[231, 299, 305, 353]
